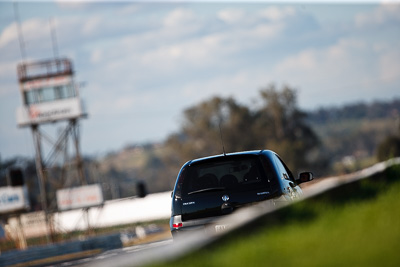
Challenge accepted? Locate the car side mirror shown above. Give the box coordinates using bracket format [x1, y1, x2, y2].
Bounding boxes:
[296, 172, 314, 185]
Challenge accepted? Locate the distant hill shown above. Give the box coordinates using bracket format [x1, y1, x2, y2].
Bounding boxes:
[308, 99, 400, 124]
[306, 98, 400, 174]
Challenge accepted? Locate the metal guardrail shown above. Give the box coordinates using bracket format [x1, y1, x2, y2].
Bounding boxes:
[92, 158, 400, 267]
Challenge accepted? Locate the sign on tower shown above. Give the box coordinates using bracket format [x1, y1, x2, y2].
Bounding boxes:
[16, 58, 87, 127]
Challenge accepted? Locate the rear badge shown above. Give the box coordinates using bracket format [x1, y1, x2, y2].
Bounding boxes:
[257, 192, 270, 196]
[222, 195, 229, 202]
[183, 201, 195, 206]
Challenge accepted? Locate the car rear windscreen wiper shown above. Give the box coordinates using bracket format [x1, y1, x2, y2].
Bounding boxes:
[188, 187, 225, 195]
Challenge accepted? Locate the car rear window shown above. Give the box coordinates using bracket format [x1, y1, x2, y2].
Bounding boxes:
[180, 155, 274, 197]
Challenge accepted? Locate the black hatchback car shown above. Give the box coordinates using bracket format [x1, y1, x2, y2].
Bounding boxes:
[170, 150, 313, 237]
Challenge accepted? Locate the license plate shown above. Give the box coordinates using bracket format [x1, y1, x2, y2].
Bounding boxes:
[215, 224, 229, 232]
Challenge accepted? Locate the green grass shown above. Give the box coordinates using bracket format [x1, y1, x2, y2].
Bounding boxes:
[153, 166, 400, 267]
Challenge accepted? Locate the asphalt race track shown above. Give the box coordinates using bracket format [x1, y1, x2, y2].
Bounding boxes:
[51, 239, 173, 267]
[51, 158, 400, 267]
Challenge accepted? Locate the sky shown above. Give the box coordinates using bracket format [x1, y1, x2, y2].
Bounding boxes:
[0, 1, 399, 160]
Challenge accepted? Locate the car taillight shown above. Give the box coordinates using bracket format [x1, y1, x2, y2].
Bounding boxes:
[173, 223, 183, 228]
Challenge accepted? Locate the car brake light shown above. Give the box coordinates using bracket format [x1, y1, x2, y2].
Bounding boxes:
[173, 223, 183, 228]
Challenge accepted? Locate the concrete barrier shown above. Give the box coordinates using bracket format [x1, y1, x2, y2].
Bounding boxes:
[16, 191, 172, 238]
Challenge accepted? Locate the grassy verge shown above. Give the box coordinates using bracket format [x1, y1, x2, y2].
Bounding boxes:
[153, 165, 400, 267]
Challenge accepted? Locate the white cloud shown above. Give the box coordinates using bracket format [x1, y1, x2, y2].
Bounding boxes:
[22, 18, 51, 42]
[327, 38, 366, 61]
[117, 4, 141, 15]
[90, 49, 102, 63]
[134, 11, 285, 71]
[0, 4, 305, 93]
[0, 22, 17, 49]
[81, 16, 102, 36]
[55, 1, 89, 9]
[81, 4, 399, 115]
[378, 47, 400, 83]
[259, 6, 296, 22]
[163, 8, 196, 28]
[159, 8, 205, 40]
[114, 96, 136, 112]
[355, 4, 400, 28]
[1, 3, 400, 159]
[276, 38, 369, 76]
[74, 4, 317, 116]
[277, 49, 317, 71]
[179, 68, 273, 107]
[271, 4, 400, 106]
[0, 17, 74, 59]
[272, 35, 397, 107]
[250, 23, 284, 40]
[134, 33, 228, 75]
[217, 8, 245, 24]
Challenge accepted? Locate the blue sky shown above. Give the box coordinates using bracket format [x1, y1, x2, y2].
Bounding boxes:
[0, 1, 399, 160]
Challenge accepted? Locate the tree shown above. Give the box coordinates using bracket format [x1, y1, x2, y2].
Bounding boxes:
[376, 136, 400, 162]
[165, 96, 256, 161]
[254, 84, 320, 172]
[165, 84, 320, 174]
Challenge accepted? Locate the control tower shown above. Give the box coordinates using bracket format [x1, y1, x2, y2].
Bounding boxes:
[15, 58, 88, 241]
[16, 58, 86, 126]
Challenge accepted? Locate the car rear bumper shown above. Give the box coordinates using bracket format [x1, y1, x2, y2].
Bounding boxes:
[170, 215, 227, 238]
